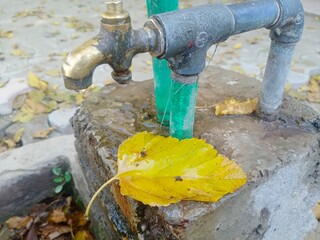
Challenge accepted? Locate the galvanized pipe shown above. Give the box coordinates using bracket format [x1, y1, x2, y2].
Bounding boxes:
[258, 41, 296, 120]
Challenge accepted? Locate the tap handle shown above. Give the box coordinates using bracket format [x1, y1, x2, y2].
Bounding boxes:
[103, 0, 129, 23]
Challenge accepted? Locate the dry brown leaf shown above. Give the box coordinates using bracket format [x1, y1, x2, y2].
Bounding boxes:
[13, 128, 25, 142]
[48, 209, 67, 224]
[39, 225, 71, 239]
[313, 202, 320, 221]
[32, 127, 55, 139]
[27, 72, 48, 92]
[4, 139, 16, 149]
[5, 216, 33, 229]
[0, 30, 14, 38]
[215, 98, 258, 115]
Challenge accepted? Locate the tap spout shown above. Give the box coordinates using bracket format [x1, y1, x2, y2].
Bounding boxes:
[62, 33, 108, 90]
[62, 1, 161, 91]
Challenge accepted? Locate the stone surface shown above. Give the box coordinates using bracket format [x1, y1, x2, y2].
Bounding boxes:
[71, 66, 320, 239]
[0, 135, 90, 222]
[0, 79, 31, 115]
[48, 107, 77, 134]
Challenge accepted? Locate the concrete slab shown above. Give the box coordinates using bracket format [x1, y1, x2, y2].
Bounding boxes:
[71, 66, 320, 239]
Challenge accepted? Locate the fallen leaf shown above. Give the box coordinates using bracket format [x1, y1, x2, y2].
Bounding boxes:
[215, 97, 258, 115]
[13, 9, 53, 19]
[74, 230, 94, 240]
[0, 30, 14, 38]
[230, 64, 245, 74]
[45, 69, 61, 77]
[0, 80, 9, 88]
[13, 94, 28, 110]
[39, 225, 71, 239]
[313, 202, 320, 221]
[48, 209, 67, 223]
[288, 74, 320, 103]
[28, 90, 45, 102]
[4, 139, 16, 149]
[64, 17, 94, 32]
[25, 98, 47, 114]
[27, 72, 48, 92]
[284, 83, 292, 93]
[32, 127, 55, 139]
[13, 105, 35, 123]
[74, 93, 84, 105]
[233, 43, 242, 50]
[5, 216, 33, 229]
[11, 45, 32, 58]
[86, 132, 247, 216]
[13, 128, 25, 142]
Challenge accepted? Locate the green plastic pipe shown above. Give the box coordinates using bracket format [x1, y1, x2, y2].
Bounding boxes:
[170, 81, 198, 139]
[146, 0, 198, 139]
[146, 0, 178, 127]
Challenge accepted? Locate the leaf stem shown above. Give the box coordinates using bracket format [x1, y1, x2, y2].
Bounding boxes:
[84, 176, 118, 220]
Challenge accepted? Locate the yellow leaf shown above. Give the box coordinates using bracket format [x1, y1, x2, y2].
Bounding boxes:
[11, 46, 32, 58]
[46, 100, 58, 112]
[25, 98, 47, 114]
[284, 83, 292, 93]
[4, 139, 16, 149]
[0, 80, 9, 88]
[28, 90, 45, 102]
[74, 93, 84, 105]
[74, 230, 94, 240]
[0, 30, 14, 38]
[5, 216, 33, 229]
[32, 127, 55, 139]
[13, 106, 35, 123]
[64, 17, 94, 32]
[233, 43, 242, 50]
[45, 69, 61, 77]
[13, 128, 25, 143]
[215, 97, 258, 115]
[85, 132, 247, 217]
[230, 64, 245, 74]
[27, 72, 48, 92]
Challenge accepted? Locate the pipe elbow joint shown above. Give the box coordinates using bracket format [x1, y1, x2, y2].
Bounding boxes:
[269, 0, 304, 43]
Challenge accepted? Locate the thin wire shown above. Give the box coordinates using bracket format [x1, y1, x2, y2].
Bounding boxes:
[160, 80, 174, 128]
[174, 83, 186, 95]
[205, 43, 219, 71]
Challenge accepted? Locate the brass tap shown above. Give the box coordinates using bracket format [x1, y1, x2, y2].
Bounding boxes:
[62, 0, 162, 90]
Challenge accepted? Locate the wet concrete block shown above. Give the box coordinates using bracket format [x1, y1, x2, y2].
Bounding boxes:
[72, 66, 320, 239]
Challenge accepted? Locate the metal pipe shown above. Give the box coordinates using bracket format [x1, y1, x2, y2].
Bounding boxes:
[62, 0, 304, 138]
[258, 41, 296, 120]
[228, 0, 280, 35]
[146, 0, 178, 126]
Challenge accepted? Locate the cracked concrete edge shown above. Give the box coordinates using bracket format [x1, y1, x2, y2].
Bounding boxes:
[0, 135, 90, 222]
